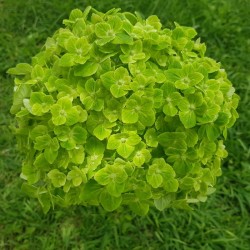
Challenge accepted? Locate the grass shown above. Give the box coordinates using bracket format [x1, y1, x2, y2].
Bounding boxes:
[1, 0, 250, 249]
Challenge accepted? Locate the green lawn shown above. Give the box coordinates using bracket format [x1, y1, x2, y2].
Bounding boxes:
[0, 0, 250, 249]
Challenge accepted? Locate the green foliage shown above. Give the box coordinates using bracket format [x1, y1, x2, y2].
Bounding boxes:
[8, 6, 239, 216]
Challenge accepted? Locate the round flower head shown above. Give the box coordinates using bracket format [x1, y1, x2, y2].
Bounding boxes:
[8, 7, 239, 215]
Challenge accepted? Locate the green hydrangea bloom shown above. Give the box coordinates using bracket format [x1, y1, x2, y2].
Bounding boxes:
[8, 7, 239, 215]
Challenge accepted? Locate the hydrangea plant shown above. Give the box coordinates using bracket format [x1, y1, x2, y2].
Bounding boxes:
[8, 7, 239, 215]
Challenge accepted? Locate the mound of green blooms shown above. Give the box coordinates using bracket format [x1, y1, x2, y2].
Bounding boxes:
[8, 7, 239, 215]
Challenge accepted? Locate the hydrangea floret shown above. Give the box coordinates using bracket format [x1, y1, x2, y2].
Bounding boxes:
[8, 7, 239, 215]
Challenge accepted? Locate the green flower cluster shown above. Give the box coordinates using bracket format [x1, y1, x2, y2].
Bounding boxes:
[8, 7, 239, 215]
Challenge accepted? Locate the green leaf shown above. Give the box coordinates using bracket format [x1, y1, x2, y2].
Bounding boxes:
[100, 190, 122, 211]
[47, 169, 66, 188]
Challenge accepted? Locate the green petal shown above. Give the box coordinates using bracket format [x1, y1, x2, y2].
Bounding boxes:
[52, 115, 67, 126]
[106, 182, 125, 197]
[110, 84, 127, 98]
[113, 33, 133, 45]
[122, 109, 138, 124]
[68, 146, 85, 164]
[34, 135, 51, 150]
[11, 85, 31, 114]
[67, 169, 85, 187]
[94, 168, 111, 185]
[59, 53, 76, 67]
[74, 61, 99, 77]
[95, 22, 112, 38]
[86, 137, 105, 155]
[93, 124, 111, 140]
[47, 169, 66, 188]
[163, 178, 179, 192]
[154, 194, 175, 211]
[144, 128, 158, 147]
[7, 63, 32, 75]
[85, 78, 97, 94]
[185, 129, 198, 147]
[30, 125, 48, 140]
[117, 143, 134, 158]
[107, 134, 120, 150]
[100, 190, 122, 212]
[66, 107, 79, 126]
[100, 71, 114, 90]
[44, 147, 58, 164]
[179, 110, 196, 128]
[189, 72, 204, 84]
[129, 199, 149, 216]
[133, 153, 145, 167]
[127, 134, 141, 146]
[139, 110, 155, 126]
[69, 8, 83, 21]
[146, 172, 163, 188]
[163, 104, 178, 116]
[72, 126, 87, 144]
